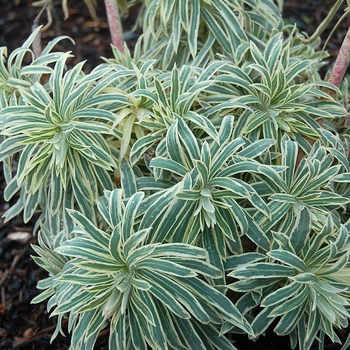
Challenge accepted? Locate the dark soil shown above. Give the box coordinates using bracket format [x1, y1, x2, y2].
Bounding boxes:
[0, 1, 349, 349]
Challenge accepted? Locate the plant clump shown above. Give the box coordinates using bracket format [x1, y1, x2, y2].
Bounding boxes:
[1, 0, 350, 349]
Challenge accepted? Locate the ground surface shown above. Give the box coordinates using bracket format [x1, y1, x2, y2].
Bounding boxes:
[0, 0, 349, 349]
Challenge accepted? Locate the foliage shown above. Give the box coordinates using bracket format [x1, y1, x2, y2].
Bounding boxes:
[33, 189, 252, 349]
[0, 50, 118, 232]
[0, 26, 69, 102]
[1, 0, 350, 349]
[137, 0, 284, 69]
[227, 215, 350, 350]
[32, 0, 100, 26]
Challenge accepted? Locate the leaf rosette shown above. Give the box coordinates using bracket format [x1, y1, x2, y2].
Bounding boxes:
[226, 214, 350, 350]
[0, 52, 117, 230]
[33, 188, 253, 349]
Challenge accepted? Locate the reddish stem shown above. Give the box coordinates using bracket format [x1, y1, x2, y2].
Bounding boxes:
[296, 25, 350, 167]
[325, 25, 350, 98]
[104, 0, 124, 52]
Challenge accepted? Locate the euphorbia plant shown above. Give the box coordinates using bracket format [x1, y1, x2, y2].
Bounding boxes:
[1, 0, 350, 349]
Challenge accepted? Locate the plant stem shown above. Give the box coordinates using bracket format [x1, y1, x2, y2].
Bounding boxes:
[296, 25, 350, 167]
[325, 25, 350, 98]
[302, 0, 344, 44]
[31, 3, 53, 57]
[104, 0, 124, 52]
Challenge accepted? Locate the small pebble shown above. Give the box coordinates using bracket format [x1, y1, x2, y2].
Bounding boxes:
[6, 232, 31, 244]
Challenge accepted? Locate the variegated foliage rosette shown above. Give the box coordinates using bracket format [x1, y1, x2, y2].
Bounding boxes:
[1, 0, 350, 349]
[226, 215, 350, 350]
[0, 48, 118, 232]
[33, 188, 253, 350]
[0, 27, 74, 229]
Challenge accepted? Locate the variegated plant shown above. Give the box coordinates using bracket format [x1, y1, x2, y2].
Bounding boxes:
[0, 26, 71, 102]
[0, 48, 118, 232]
[2, 0, 350, 349]
[33, 188, 253, 349]
[202, 33, 347, 151]
[137, 0, 284, 69]
[226, 214, 350, 350]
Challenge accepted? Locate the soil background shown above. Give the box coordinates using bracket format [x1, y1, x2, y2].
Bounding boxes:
[0, 0, 349, 349]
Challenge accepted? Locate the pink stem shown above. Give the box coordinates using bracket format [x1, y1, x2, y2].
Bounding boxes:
[325, 26, 350, 98]
[297, 24, 350, 166]
[104, 0, 124, 52]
